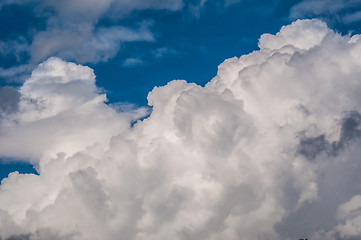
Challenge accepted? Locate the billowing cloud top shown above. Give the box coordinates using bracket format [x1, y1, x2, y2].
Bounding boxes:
[1, 19, 361, 240]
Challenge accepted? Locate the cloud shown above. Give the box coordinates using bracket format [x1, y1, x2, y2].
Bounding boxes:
[187, 0, 244, 18]
[343, 10, 361, 24]
[258, 19, 330, 50]
[108, 0, 183, 14]
[290, 0, 361, 25]
[0, 38, 29, 62]
[122, 58, 144, 67]
[188, 0, 208, 18]
[31, 24, 155, 64]
[0, 87, 20, 118]
[291, 0, 349, 17]
[2, 19, 361, 240]
[152, 47, 178, 59]
[2, 0, 183, 19]
[0, 65, 33, 83]
[0, 57, 148, 163]
[0, 0, 182, 68]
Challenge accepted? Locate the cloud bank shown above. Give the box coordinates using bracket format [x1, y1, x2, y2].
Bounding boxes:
[1, 19, 361, 240]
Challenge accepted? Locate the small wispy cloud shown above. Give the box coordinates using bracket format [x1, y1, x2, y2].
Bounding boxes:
[152, 47, 178, 59]
[122, 57, 144, 67]
[290, 0, 361, 25]
[343, 10, 361, 23]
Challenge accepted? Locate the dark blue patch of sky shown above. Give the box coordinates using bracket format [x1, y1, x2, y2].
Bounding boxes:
[0, 158, 38, 182]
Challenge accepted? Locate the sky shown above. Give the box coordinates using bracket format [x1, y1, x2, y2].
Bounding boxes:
[2, 0, 361, 240]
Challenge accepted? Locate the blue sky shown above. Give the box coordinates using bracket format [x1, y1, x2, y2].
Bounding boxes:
[2, 0, 361, 182]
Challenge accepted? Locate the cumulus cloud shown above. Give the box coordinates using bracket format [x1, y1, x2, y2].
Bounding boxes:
[0, 57, 148, 163]
[2, 19, 361, 240]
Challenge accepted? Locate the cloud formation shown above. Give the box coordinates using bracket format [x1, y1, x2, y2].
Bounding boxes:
[0, 86, 20, 118]
[1, 19, 361, 240]
[291, 0, 361, 25]
[0, 57, 148, 163]
[0, 0, 182, 66]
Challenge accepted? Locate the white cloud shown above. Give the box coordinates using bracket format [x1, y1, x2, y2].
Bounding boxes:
[258, 19, 330, 50]
[290, 0, 361, 24]
[0, 57, 148, 163]
[0, 0, 182, 66]
[31, 24, 155, 64]
[336, 195, 361, 238]
[2, 19, 361, 240]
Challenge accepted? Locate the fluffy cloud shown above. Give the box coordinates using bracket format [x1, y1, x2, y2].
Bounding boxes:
[2, 19, 361, 240]
[0, 57, 148, 163]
